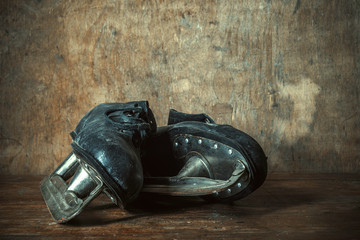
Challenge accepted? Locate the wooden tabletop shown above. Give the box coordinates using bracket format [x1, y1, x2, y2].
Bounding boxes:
[0, 174, 359, 239]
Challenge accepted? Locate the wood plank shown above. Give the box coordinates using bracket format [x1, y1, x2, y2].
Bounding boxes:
[0, 174, 359, 239]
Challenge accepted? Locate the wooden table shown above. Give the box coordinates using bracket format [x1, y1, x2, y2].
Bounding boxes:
[0, 174, 359, 239]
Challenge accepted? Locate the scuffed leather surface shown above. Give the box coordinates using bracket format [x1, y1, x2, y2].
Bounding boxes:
[144, 109, 267, 201]
[71, 101, 156, 205]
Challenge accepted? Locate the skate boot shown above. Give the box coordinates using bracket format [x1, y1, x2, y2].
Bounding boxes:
[141, 109, 267, 202]
[40, 101, 156, 223]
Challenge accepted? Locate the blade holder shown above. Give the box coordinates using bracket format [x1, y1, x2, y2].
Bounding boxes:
[40, 153, 105, 223]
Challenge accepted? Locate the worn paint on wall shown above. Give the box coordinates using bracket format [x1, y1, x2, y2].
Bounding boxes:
[273, 77, 321, 145]
[0, 0, 359, 174]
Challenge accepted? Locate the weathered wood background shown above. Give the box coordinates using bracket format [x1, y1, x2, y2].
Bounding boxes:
[0, 0, 359, 175]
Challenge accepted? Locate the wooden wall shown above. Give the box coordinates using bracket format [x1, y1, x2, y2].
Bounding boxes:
[0, 0, 359, 175]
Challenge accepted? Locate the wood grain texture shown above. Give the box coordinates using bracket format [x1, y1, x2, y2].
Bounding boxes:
[0, 174, 359, 239]
[0, 0, 359, 174]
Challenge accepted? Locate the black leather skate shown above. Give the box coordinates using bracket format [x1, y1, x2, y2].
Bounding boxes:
[141, 109, 267, 202]
[40, 101, 156, 223]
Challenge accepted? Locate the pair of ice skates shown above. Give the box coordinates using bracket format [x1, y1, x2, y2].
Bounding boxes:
[41, 101, 267, 223]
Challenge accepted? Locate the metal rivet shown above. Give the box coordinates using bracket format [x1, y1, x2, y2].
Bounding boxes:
[237, 183, 241, 188]
[227, 189, 232, 193]
[214, 144, 218, 149]
[185, 138, 189, 143]
[228, 149, 233, 155]
[198, 139, 202, 144]
[175, 142, 178, 147]
[213, 191, 219, 196]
